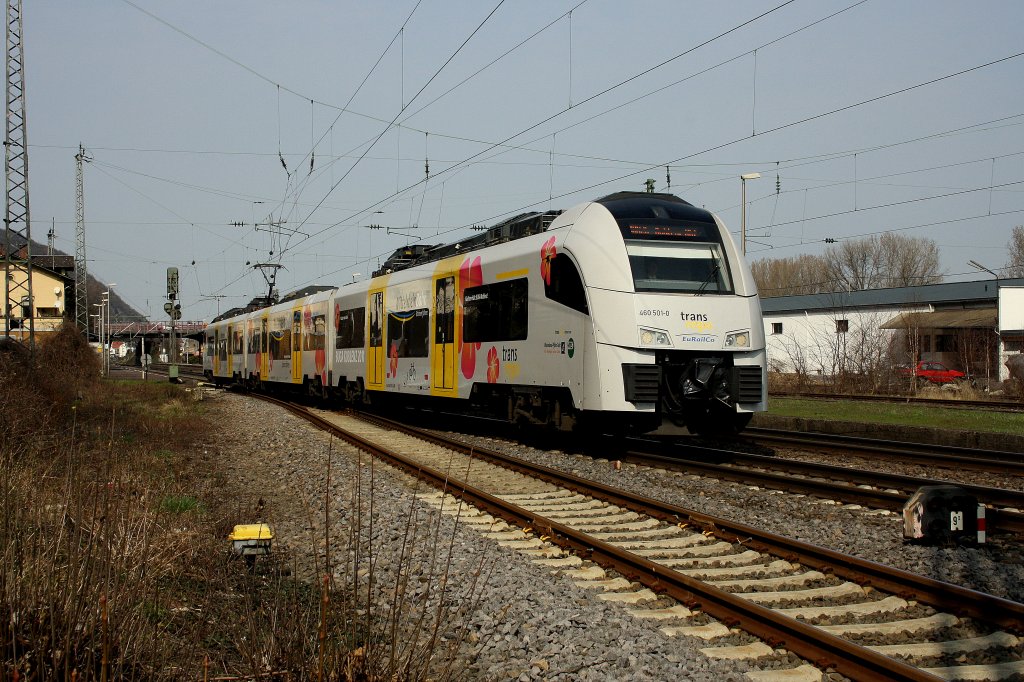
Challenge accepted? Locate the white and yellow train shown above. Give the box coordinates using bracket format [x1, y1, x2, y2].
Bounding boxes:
[204, 192, 766, 435]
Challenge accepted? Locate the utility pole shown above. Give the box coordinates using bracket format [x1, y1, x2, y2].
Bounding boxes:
[75, 145, 91, 334]
[3, 0, 33, 344]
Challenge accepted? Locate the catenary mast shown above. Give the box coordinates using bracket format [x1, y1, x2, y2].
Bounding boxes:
[75, 145, 90, 334]
[3, 0, 33, 344]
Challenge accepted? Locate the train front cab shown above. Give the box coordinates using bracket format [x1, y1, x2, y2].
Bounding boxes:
[568, 193, 766, 435]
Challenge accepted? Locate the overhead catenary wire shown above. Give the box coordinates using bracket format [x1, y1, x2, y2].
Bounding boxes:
[31, 111, 1024, 176]
[280, 47, 1024, 276]
[280, 1, 802, 260]
[272, 1, 802, 241]
[282, 0, 509, 252]
[114, 3, 1020, 313]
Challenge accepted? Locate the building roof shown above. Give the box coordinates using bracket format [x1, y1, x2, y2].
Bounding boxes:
[33, 254, 75, 272]
[761, 277, 1024, 315]
[880, 308, 998, 330]
[2, 259, 74, 285]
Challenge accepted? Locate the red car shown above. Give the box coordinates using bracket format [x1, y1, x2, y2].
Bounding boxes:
[897, 361, 968, 385]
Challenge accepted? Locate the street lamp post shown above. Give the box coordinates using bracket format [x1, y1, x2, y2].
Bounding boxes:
[93, 302, 105, 375]
[740, 173, 761, 256]
[103, 292, 110, 375]
[968, 260, 1000, 281]
[105, 285, 117, 375]
[966, 261, 1000, 389]
[90, 313, 101, 344]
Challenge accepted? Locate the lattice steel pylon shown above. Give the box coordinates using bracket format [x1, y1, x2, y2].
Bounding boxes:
[75, 145, 90, 334]
[3, 0, 32, 344]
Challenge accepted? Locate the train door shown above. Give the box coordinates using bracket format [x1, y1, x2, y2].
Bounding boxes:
[431, 273, 457, 397]
[366, 288, 386, 391]
[291, 305, 303, 384]
[244, 318, 254, 381]
[260, 313, 269, 380]
[226, 323, 234, 376]
[213, 326, 221, 376]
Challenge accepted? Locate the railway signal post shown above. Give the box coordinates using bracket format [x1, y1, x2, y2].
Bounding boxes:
[167, 267, 180, 383]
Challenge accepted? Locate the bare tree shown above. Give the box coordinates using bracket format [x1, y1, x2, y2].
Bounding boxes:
[957, 327, 996, 388]
[878, 233, 943, 287]
[752, 234, 942, 298]
[826, 234, 942, 290]
[1007, 225, 1024, 278]
[751, 254, 829, 297]
[844, 311, 897, 392]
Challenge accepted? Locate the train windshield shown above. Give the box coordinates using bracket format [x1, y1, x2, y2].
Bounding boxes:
[626, 241, 733, 294]
[596, 192, 734, 294]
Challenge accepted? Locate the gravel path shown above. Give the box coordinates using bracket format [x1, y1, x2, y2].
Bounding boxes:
[204, 390, 1024, 681]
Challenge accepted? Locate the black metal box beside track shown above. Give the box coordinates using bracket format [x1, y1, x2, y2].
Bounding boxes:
[903, 485, 981, 544]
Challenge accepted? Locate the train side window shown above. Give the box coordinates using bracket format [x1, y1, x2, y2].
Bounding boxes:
[336, 306, 365, 349]
[269, 329, 291, 360]
[310, 314, 326, 351]
[270, 315, 291, 360]
[544, 254, 589, 315]
[387, 308, 429, 357]
[464, 278, 529, 342]
[435, 276, 455, 344]
[205, 334, 214, 356]
[369, 292, 384, 348]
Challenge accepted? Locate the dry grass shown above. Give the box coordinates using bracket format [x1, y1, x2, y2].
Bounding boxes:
[1, 325, 488, 680]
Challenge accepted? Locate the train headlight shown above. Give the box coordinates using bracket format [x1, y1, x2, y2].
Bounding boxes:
[639, 326, 672, 347]
[725, 330, 750, 348]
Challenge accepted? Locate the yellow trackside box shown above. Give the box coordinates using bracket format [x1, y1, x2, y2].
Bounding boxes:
[228, 523, 273, 556]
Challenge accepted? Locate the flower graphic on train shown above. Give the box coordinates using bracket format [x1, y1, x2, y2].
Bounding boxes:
[459, 256, 483, 379]
[540, 236, 557, 285]
[389, 341, 399, 378]
[486, 346, 500, 383]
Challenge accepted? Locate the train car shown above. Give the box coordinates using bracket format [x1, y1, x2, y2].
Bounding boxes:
[205, 192, 766, 434]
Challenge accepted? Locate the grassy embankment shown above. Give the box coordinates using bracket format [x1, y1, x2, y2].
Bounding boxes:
[767, 397, 1024, 437]
[1, 325, 481, 681]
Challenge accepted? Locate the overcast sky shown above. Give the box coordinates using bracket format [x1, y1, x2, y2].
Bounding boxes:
[25, 1, 1024, 322]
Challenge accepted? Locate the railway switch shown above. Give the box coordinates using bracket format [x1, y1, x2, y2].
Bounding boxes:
[903, 485, 986, 545]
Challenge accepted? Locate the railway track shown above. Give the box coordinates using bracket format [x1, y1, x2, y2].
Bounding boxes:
[132, 362, 206, 381]
[773, 391, 1024, 413]
[259, 394, 1024, 682]
[744, 427, 1024, 469]
[619, 442, 1024, 536]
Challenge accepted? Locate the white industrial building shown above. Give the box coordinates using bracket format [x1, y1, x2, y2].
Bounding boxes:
[760, 278, 1024, 386]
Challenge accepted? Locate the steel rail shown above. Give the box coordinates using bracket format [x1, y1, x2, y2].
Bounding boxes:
[681, 449, 1024, 508]
[745, 427, 1024, 466]
[341, 410, 1024, 629]
[616, 448, 1024, 534]
[265, 400, 945, 682]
